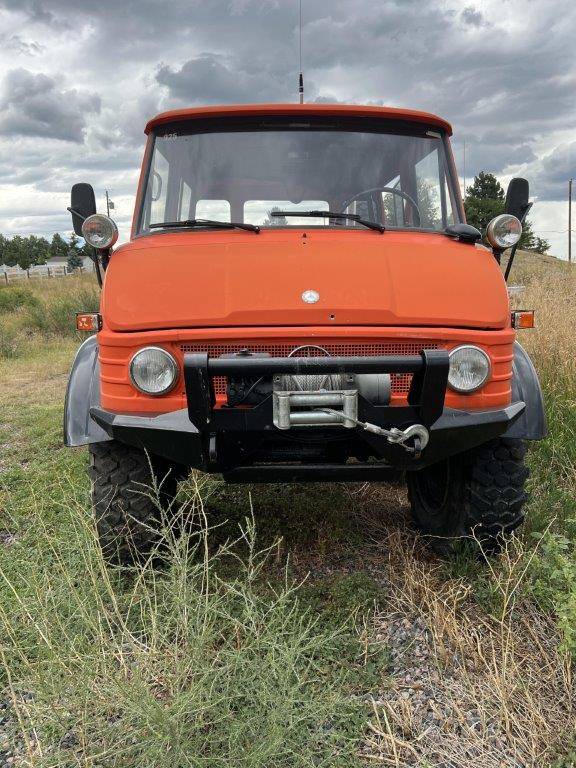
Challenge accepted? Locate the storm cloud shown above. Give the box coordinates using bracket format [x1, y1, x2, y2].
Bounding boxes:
[0, 0, 575, 254]
[0, 68, 100, 142]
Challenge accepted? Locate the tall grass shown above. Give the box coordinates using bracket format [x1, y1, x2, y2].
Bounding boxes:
[0, 275, 99, 359]
[0, 479, 364, 767]
[500, 263, 576, 660]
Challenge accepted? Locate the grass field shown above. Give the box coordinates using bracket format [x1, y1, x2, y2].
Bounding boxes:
[0, 259, 575, 767]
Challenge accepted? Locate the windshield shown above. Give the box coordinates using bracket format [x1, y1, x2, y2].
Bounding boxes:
[138, 118, 460, 234]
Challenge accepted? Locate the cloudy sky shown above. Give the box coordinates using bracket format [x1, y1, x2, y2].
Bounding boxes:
[0, 0, 574, 257]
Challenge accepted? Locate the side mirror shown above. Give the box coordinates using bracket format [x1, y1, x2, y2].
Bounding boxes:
[505, 178, 530, 222]
[445, 223, 482, 244]
[69, 183, 96, 236]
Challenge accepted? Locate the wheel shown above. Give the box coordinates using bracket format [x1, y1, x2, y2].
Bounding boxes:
[407, 438, 529, 555]
[88, 440, 188, 563]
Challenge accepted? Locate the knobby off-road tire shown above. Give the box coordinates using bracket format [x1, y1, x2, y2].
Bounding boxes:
[407, 437, 529, 556]
[89, 440, 188, 563]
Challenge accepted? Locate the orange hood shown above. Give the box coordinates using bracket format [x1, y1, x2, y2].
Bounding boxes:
[101, 230, 509, 332]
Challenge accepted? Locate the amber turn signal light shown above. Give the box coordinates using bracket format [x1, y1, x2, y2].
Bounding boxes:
[76, 312, 102, 332]
[511, 310, 535, 329]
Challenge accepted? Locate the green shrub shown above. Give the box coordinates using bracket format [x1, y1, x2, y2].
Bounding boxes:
[0, 320, 21, 358]
[24, 285, 100, 335]
[0, 286, 39, 314]
[526, 528, 576, 657]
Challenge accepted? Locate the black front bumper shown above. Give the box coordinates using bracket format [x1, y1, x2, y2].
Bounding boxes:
[90, 350, 525, 481]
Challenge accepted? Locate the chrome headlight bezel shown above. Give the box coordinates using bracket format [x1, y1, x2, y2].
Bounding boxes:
[448, 345, 491, 394]
[81, 213, 119, 249]
[486, 214, 522, 250]
[129, 346, 179, 396]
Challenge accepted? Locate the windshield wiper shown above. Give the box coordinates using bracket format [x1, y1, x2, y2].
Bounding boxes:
[149, 219, 260, 233]
[271, 210, 385, 233]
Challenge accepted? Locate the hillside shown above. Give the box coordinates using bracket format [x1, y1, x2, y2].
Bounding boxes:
[503, 247, 571, 284]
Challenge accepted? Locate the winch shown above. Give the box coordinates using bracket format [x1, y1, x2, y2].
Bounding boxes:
[265, 345, 427, 456]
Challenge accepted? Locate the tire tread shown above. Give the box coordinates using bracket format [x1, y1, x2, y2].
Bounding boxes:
[89, 441, 184, 563]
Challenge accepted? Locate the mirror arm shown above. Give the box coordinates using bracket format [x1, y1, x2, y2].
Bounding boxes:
[504, 201, 533, 282]
[90, 246, 103, 288]
[67, 206, 86, 222]
[99, 248, 111, 270]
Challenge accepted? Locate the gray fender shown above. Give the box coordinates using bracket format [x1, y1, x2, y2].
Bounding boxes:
[64, 335, 111, 447]
[503, 341, 547, 440]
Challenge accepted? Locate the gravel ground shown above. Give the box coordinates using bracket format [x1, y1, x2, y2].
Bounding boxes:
[0, 699, 20, 768]
[360, 609, 562, 767]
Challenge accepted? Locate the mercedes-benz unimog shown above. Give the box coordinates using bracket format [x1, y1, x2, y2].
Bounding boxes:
[64, 104, 546, 561]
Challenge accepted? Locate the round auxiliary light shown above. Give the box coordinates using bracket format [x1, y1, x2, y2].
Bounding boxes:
[486, 214, 522, 250]
[129, 347, 179, 396]
[448, 345, 491, 394]
[81, 214, 119, 249]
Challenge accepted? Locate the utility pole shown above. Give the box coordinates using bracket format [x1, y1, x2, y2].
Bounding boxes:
[569, 178, 573, 264]
[105, 190, 115, 217]
[463, 140, 467, 198]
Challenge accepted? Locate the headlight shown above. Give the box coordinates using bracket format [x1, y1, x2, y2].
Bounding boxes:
[81, 214, 119, 249]
[129, 347, 179, 396]
[448, 345, 491, 393]
[486, 214, 522, 250]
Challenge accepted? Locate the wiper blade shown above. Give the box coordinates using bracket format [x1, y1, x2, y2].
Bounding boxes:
[149, 219, 260, 233]
[271, 210, 385, 233]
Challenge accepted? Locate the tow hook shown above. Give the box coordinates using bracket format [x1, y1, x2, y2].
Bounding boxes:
[318, 409, 429, 459]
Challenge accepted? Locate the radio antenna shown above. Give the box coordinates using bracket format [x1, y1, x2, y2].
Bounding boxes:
[298, 0, 304, 103]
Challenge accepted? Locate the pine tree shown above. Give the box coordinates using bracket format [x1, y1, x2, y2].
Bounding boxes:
[464, 172, 535, 250]
[464, 172, 506, 236]
[67, 234, 84, 271]
[50, 233, 69, 261]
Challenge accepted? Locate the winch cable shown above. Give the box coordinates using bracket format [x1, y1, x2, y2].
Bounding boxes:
[316, 408, 429, 456]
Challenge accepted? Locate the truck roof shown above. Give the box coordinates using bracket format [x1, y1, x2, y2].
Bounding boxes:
[145, 103, 453, 136]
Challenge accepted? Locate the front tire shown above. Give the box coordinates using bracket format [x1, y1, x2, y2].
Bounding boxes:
[88, 440, 187, 563]
[407, 438, 529, 555]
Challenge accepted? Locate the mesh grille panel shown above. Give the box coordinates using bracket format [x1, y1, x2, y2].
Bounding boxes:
[179, 341, 440, 396]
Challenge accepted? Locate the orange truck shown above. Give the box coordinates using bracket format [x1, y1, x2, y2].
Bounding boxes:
[64, 103, 545, 560]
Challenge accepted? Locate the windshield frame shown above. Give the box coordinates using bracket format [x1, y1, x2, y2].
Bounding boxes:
[134, 115, 464, 238]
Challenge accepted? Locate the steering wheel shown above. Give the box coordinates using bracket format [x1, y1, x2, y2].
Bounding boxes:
[342, 186, 422, 227]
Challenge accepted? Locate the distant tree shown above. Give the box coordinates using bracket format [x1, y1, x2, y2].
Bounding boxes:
[1, 232, 86, 271]
[67, 234, 84, 271]
[464, 172, 506, 236]
[464, 171, 536, 250]
[531, 236, 551, 255]
[4, 236, 31, 270]
[263, 207, 287, 227]
[416, 178, 441, 229]
[49, 233, 69, 261]
[27, 235, 50, 266]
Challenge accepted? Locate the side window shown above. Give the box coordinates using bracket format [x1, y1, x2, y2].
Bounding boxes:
[415, 150, 442, 229]
[150, 149, 169, 225]
[195, 199, 231, 221]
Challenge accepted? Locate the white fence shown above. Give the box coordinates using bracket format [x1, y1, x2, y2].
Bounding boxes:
[1, 263, 95, 284]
